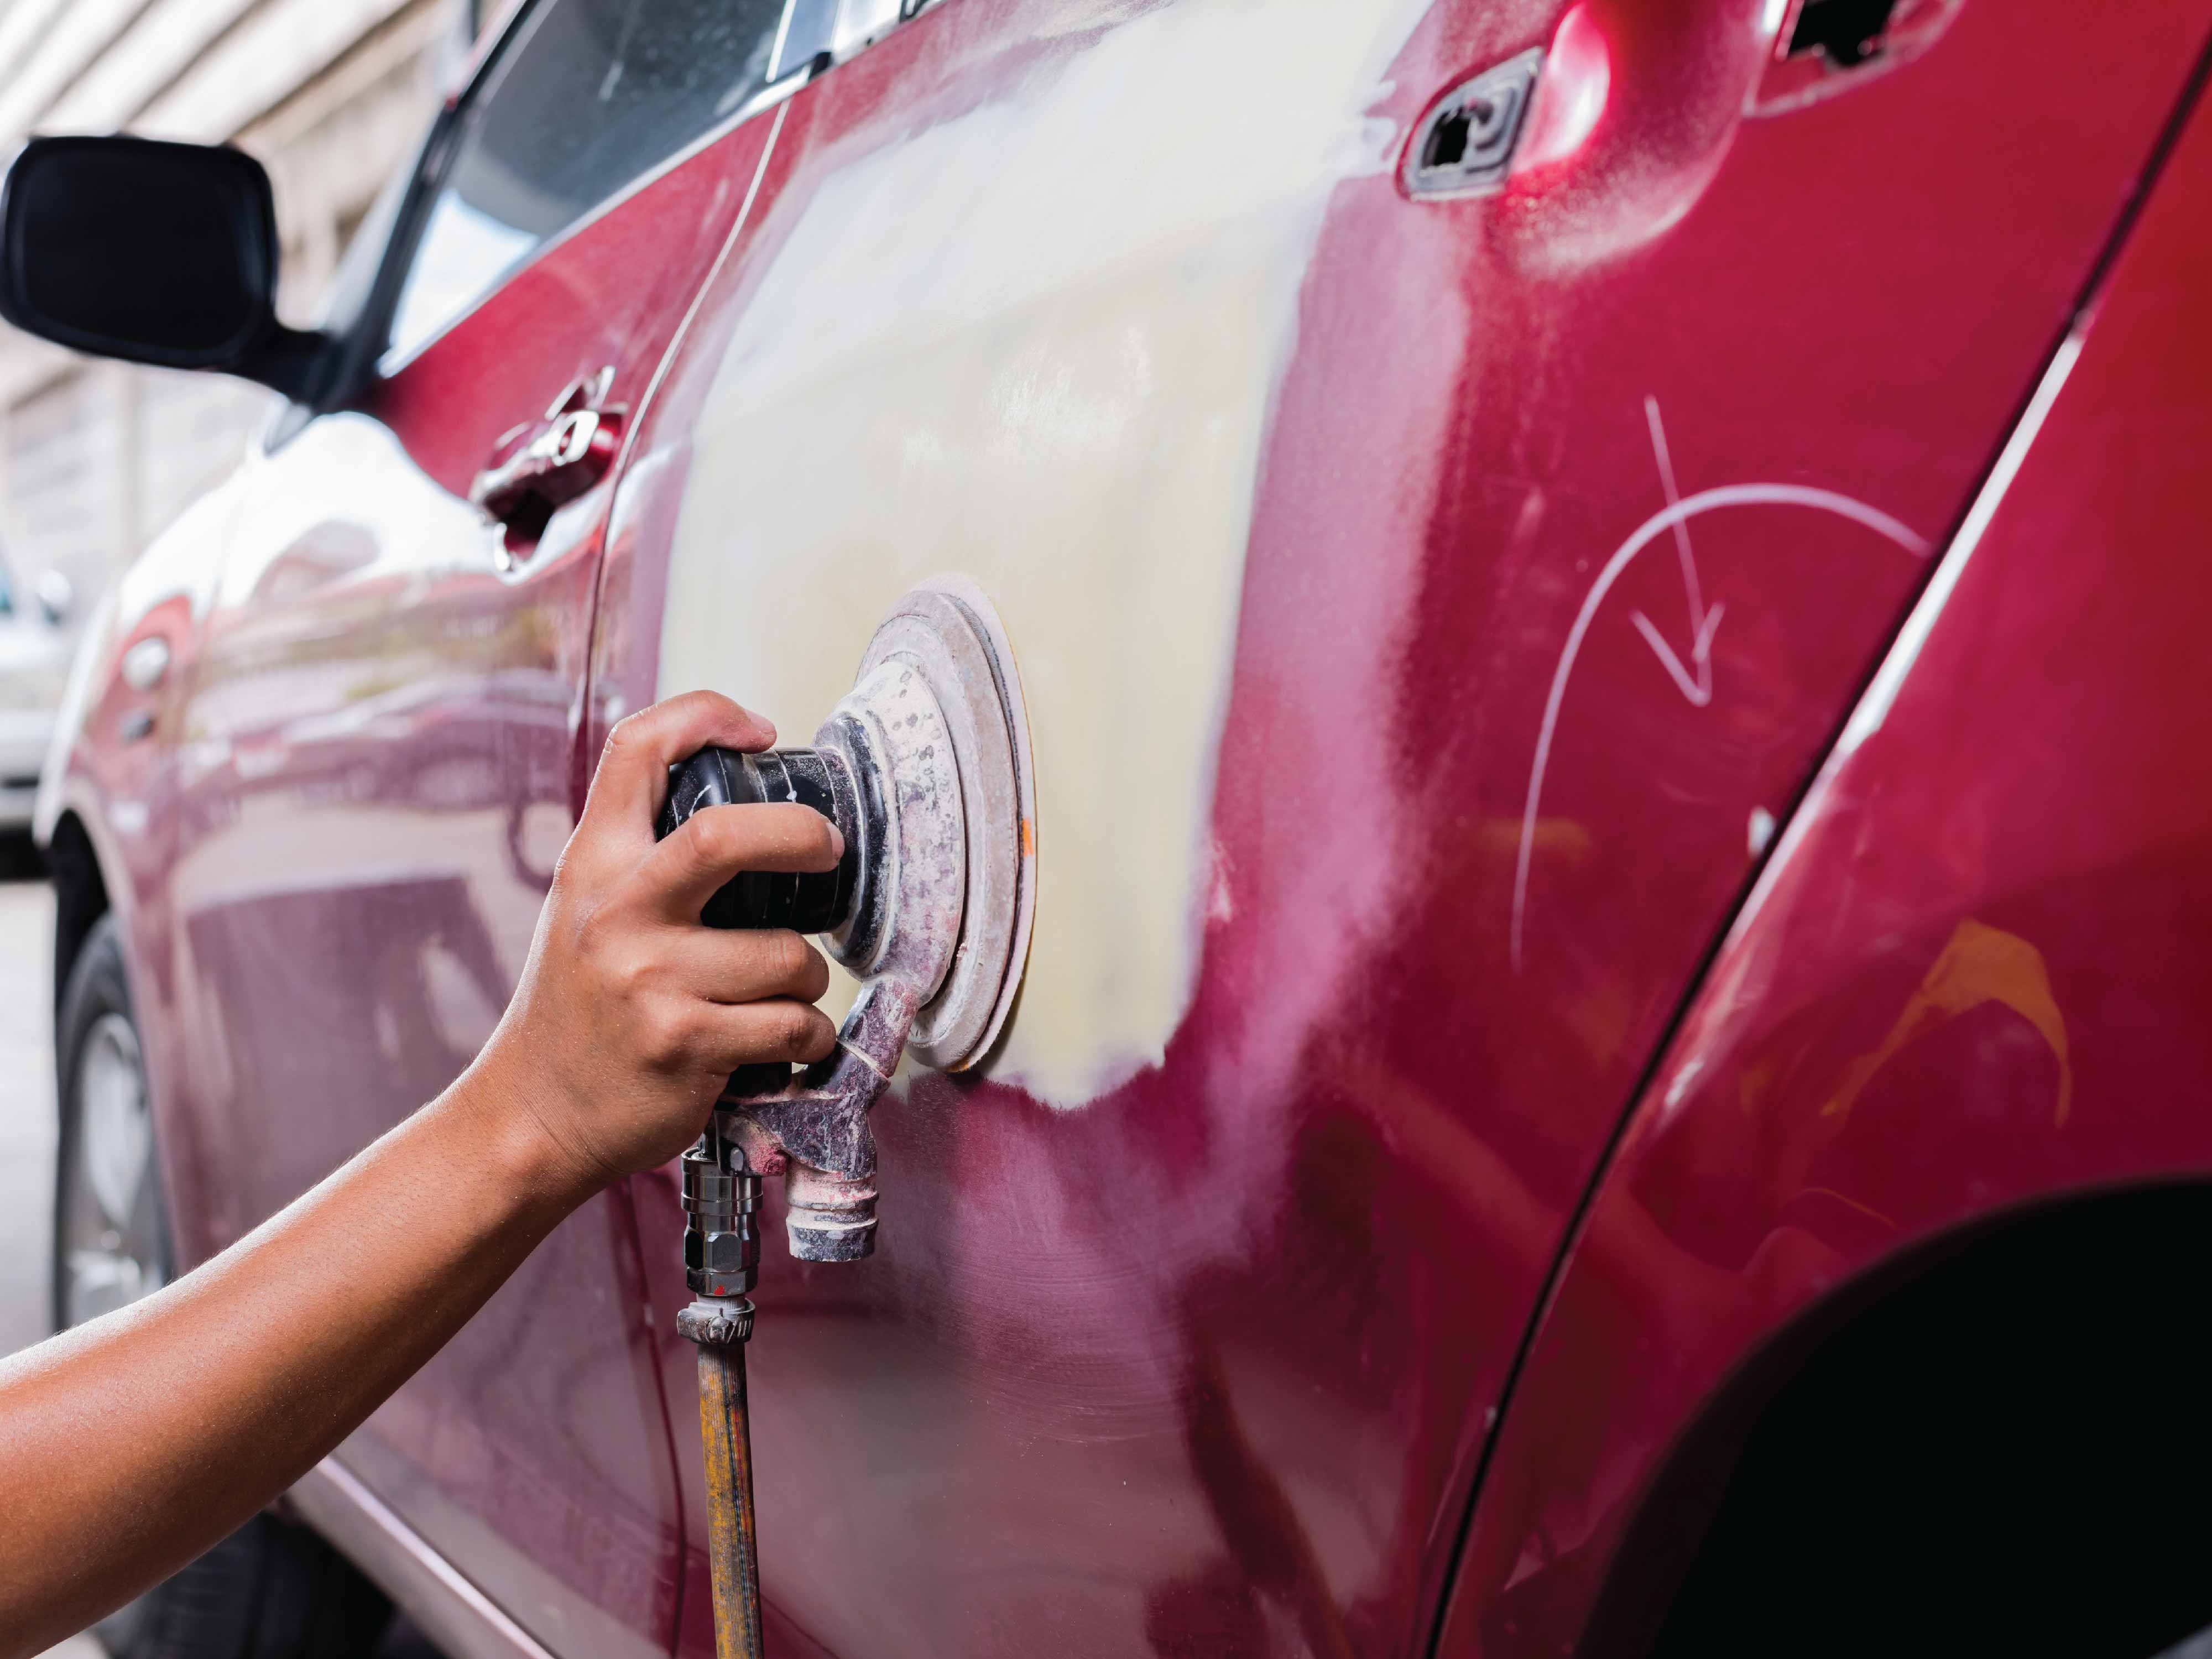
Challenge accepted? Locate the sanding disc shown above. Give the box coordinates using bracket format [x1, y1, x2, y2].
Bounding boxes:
[851, 578, 1036, 1072]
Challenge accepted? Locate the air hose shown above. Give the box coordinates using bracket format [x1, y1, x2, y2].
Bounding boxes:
[695, 1330, 763, 1659]
[677, 1110, 768, 1659]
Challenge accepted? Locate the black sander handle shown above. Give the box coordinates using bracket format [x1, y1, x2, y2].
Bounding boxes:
[659, 745, 865, 1095]
[659, 746, 864, 933]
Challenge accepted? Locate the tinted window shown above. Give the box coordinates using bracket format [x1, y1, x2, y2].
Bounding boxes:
[388, 0, 787, 358]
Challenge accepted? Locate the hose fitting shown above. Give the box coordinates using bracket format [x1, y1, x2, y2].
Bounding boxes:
[681, 1140, 763, 1299]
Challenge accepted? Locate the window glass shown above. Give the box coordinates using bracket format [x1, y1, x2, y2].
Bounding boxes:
[388, 0, 788, 359]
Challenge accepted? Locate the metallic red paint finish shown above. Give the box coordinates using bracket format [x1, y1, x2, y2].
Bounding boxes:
[585, 3, 2210, 1653]
[33, 1, 2212, 1655]
[1439, 73, 2212, 1658]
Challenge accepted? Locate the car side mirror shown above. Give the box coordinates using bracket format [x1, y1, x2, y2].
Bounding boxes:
[0, 136, 330, 401]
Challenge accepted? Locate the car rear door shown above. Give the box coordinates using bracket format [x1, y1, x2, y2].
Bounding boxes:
[583, 0, 2212, 1654]
[155, 3, 796, 1652]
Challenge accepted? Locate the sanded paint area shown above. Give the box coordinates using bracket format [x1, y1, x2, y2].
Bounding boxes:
[658, 0, 1434, 1106]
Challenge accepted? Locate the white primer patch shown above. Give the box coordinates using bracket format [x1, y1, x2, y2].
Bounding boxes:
[660, 0, 1430, 1104]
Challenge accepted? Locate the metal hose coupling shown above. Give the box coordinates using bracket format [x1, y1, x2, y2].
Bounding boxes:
[682, 1136, 763, 1300]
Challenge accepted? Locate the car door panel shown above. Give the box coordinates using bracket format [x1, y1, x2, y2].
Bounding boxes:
[1443, 81, 2212, 1652]
[581, 0, 2211, 1653]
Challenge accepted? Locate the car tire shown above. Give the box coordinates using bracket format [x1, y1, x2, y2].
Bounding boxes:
[104, 1514, 394, 1659]
[53, 913, 398, 1659]
[54, 914, 170, 1332]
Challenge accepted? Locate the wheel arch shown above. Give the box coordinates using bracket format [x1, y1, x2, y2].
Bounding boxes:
[45, 807, 111, 1019]
[1578, 1176, 2212, 1658]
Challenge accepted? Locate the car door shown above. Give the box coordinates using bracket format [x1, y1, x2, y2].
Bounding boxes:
[583, 0, 2212, 1655]
[156, 2, 794, 1652]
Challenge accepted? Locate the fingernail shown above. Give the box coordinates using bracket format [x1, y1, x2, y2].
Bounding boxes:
[828, 822, 846, 859]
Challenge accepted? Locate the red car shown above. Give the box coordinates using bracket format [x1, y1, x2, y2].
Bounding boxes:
[11, 0, 2212, 1654]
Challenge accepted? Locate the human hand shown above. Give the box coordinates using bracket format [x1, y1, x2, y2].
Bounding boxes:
[471, 692, 842, 1199]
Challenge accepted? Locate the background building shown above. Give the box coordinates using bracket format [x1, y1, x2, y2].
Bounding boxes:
[0, 0, 483, 619]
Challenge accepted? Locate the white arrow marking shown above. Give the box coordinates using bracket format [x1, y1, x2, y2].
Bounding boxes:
[1511, 480, 1931, 970]
[1630, 606, 1725, 707]
[1627, 397, 1723, 707]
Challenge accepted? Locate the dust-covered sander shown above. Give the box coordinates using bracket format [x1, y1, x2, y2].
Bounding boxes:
[658, 578, 1035, 1658]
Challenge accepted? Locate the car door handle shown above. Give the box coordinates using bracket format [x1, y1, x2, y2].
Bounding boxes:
[469, 372, 624, 542]
[469, 406, 620, 524]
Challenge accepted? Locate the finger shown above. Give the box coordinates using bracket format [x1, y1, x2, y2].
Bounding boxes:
[676, 927, 832, 1007]
[637, 802, 844, 921]
[582, 692, 778, 847]
[703, 998, 839, 1068]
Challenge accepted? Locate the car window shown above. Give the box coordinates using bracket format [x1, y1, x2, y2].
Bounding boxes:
[387, 0, 789, 361]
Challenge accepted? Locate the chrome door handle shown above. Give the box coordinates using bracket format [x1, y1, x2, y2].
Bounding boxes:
[469, 407, 619, 520]
[469, 371, 624, 544]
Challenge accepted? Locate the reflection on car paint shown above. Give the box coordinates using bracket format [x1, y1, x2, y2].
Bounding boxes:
[33, 0, 2212, 1652]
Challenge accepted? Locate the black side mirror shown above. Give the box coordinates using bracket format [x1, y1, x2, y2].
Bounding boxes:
[0, 135, 330, 401]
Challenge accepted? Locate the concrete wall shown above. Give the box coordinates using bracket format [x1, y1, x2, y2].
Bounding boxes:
[0, 0, 480, 620]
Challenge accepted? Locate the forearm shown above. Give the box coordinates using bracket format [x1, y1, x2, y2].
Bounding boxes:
[0, 1057, 590, 1657]
[0, 692, 835, 1656]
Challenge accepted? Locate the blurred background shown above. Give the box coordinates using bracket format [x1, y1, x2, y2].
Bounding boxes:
[0, 4, 488, 1652]
[0, 0, 486, 628]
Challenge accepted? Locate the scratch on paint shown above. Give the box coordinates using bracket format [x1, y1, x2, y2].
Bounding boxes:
[1510, 405, 1931, 969]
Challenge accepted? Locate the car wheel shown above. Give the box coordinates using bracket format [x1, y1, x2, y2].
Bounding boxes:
[54, 915, 169, 1331]
[54, 914, 397, 1659]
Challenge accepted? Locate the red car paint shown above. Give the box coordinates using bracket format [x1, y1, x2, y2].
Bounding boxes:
[1439, 70, 2212, 1657]
[33, 1, 2212, 1656]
